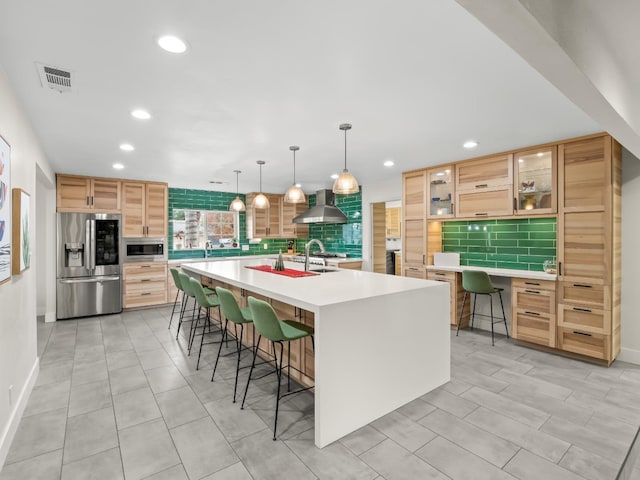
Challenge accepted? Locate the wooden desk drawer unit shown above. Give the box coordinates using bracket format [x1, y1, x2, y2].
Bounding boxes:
[559, 282, 609, 310]
[558, 304, 610, 334]
[511, 278, 556, 348]
[124, 262, 167, 308]
[557, 327, 609, 361]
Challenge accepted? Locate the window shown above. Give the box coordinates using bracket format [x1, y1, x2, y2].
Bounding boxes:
[172, 209, 239, 250]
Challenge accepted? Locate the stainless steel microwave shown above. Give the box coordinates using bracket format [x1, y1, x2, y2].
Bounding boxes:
[123, 238, 166, 262]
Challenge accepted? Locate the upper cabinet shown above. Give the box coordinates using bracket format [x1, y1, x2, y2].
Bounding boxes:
[403, 170, 427, 220]
[427, 166, 455, 219]
[57, 174, 121, 212]
[246, 193, 308, 239]
[514, 147, 557, 215]
[455, 154, 514, 218]
[385, 206, 401, 238]
[122, 181, 168, 238]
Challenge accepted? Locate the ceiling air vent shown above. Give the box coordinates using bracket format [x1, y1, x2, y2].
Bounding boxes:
[36, 63, 73, 93]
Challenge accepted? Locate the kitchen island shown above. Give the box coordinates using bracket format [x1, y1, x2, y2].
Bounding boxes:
[182, 258, 449, 448]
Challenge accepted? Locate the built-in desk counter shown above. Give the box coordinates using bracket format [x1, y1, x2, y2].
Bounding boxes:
[182, 258, 449, 448]
[427, 264, 556, 281]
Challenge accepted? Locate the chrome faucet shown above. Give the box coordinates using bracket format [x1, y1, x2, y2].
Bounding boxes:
[305, 239, 325, 271]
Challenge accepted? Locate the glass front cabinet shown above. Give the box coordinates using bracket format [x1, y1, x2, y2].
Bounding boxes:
[514, 147, 557, 215]
[427, 165, 455, 219]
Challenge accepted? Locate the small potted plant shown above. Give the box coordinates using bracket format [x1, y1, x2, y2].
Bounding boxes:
[231, 238, 238, 248]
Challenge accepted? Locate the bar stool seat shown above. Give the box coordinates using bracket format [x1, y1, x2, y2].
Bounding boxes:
[456, 270, 508, 346]
[188, 277, 223, 370]
[241, 296, 314, 441]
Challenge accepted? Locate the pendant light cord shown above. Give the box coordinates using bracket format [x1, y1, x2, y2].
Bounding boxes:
[293, 149, 297, 184]
[259, 163, 263, 192]
[344, 128, 348, 170]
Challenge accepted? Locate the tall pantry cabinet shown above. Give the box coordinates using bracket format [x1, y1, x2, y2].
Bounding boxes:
[557, 135, 621, 363]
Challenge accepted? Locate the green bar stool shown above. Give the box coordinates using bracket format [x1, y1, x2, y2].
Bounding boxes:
[188, 277, 223, 370]
[241, 296, 314, 441]
[168, 268, 185, 330]
[456, 270, 508, 346]
[212, 287, 254, 402]
[175, 271, 215, 342]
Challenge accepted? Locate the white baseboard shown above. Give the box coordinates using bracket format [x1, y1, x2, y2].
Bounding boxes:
[617, 347, 640, 366]
[0, 357, 40, 468]
[44, 311, 56, 323]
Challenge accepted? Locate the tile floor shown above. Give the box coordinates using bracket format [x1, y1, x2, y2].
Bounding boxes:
[1, 305, 639, 479]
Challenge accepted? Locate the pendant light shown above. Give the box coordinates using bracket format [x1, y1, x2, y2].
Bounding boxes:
[251, 160, 270, 209]
[332, 123, 360, 194]
[229, 170, 246, 212]
[284, 145, 306, 204]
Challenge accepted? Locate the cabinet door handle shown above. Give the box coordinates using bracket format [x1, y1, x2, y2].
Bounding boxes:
[573, 284, 592, 289]
[573, 307, 592, 313]
[524, 281, 540, 286]
[141, 278, 151, 282]
[407, 267, 418, 271]
[475, 184, 488, 188]
[140, 265, 151, 268]
[475, 213, 488, 216]
[86, 196, 90, 206]
[513, 198, 517, 211]
[141, 292, 151, 296]
[90, 196, 94, 205]
[435, 273, 446, 276]
[524, 311, 541, 316]
[451, 203, 455, 215]
[558, 262, 562, 275]
[573, 331, 592, 337]
[524, 289, 541, 294]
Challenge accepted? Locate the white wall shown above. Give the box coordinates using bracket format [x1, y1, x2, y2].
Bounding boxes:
[620, 148, 640, 364]
[0, 66, 54, 465]
[35, 169, 56, 322]
[361, 176, 402, 271]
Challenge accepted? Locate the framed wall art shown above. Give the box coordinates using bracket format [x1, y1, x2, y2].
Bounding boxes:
[0, 134, 10, 285]
[12, 188, 30, 274]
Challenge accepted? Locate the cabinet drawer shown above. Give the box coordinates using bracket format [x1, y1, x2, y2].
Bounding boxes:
[557, 327, 609, 360]
[558, 304, 610, 334]
[559, 282, 609, 310]
[513, 288, 554, 315]
[125, 279, 167, 296]
[511, 278, 556, 292]
[456, 154, 513, 190]
[404, 266, 426, 279]
[456, 186, 513, 218]
[124, 263, 167, 280]
[124, 291, 168, 308]
[513, 312, 555, 347]
[427, 270, 456, 282]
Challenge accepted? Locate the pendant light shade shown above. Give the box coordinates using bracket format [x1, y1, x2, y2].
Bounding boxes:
[284, 145, 306, 204]
[251, 160, 270, 209]
[229, 170, 246, 212]
[332, 123, 360, 194]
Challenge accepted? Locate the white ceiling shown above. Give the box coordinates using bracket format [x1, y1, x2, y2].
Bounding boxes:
[0, 0, 601, 194]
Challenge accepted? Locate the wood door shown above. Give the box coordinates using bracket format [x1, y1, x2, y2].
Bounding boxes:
[559, 136, 609, 213]
[456, 154, 513, 191]
[372, 202, 386, 274]
[385, 207, 401, 238]
[402, 170, 426, 220]
[56, 175, 91, 211]
[91, 178, 121, 211]
[122, 182, 146, 237]
[558, 211, 609, 284]
[282, 201, 308, 238]
[245, 194, 268, 238]
[403, 219, 425, 268]
[455, 185, 513, 218]
[266, 194, 282, 237]
[145, 183, 168, 237]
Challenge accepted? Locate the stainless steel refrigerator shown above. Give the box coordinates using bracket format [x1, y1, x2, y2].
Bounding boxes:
[56, 213, 122, 319]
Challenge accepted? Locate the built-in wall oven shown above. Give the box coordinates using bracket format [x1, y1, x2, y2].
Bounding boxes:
[123, 238, 166, 262]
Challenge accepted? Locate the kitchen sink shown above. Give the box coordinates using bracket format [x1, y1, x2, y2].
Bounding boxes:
[310, 268, 339, 273]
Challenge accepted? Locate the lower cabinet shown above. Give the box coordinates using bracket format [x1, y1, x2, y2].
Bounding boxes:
[427, 269, 469, 328]
[511, 278, 556, 347]
[124, 262, 168, 308]
[326, 260, 362, 270]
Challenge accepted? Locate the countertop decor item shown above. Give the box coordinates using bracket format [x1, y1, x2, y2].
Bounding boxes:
[332, 123, 360, 194]
[274, 250, 285, 271]
[284, 145, 306, 204]
[229, 170, 246, 212]
[251, 160, 270, 209]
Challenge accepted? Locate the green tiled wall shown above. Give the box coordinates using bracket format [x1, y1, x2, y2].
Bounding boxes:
[308, 189, 363, 258]
[441, 217, 556, 271]
[168, 188, 307, 260]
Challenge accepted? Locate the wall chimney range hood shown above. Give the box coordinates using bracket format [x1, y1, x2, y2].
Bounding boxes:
[292, 189, 348, 224]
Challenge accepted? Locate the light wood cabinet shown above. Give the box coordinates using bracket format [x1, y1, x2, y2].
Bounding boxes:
[402, 170, 427, 277]
[511, 278, 556, 347]
[124, 262, 167, 308]
[57, 174, 121, 212]
[122, 181, 168, 238]
[326, 260, 362, 270]
[455, 154, 513, 218]
[427, 269, 469, 328]
[282, 201, 309, 238]
[246, 193, 307, 239]
[385, 207, 401, 238]
[557, 134, 621, 364]
[427, 166, 455, 218]
[514, 147, 557, 215]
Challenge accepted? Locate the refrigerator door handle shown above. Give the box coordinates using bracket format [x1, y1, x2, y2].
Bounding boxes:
[85, 219, 92, 271]
[59, 275, 121, 284]
[90, 219, 96, 270]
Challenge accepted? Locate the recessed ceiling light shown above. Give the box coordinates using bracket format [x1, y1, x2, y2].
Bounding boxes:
[119, 143, 134, 152]
[537, 152, 544, 157]
[157, 35, 188, 54]
[131, 109, 151, 120]
[463, 140, 478, 149]
[112, 163, 124, 170]
[383, 160, 395, 167]
[331, 173, 339, 180]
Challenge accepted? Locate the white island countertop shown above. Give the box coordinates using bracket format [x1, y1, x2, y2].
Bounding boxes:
[182, 258, 422, 313]
[427, 264, 556, 281]
[182, 257, 450, 448]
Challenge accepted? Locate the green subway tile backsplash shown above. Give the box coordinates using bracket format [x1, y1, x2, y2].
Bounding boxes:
[167, 187, 362, 260]
[441, 217, 556, 271]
